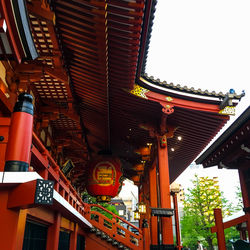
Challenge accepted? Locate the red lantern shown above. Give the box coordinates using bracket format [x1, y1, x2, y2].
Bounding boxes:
[135, 147, 151, 160]
[133, 164, 144, 174]
[86, 157, 123, 202]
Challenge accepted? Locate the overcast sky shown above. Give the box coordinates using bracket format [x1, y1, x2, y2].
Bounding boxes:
[144, 0, 250, 202]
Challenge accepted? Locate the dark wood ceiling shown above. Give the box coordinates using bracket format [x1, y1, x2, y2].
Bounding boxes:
[20, 0, 237, 187]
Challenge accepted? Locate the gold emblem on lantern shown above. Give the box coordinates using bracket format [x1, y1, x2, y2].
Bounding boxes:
[93, 161, 116, 186]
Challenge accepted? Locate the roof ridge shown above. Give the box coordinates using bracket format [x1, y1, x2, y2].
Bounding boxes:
[141, 73, 244, 99]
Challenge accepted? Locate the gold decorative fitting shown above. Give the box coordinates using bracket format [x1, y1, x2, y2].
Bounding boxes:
[162, 105, 174, 115]
[166, 96, 173, 102]
[219, 106, 235, 116]
[130, 84, 149, 99]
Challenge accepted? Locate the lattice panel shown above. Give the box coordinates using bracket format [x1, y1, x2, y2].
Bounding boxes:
[51, 114, 78, 130]
[33, 74, 67, 100]
[29, 14, 54, 58]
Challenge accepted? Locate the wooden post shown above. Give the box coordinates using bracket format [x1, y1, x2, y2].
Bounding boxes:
[0, 190, 27, 250]
[142, 219, 150, 250]
[4, 93, 34, 172]
[0, 117, 10, 171]
[142, 178, 151, 250]
[157, 137, 173, 245]
[214, 208, 226, 250]
[172, 193, 182, 250]
[69, 223, 78, 250]
[238, 169, 250, 239]
[46, 212, 61, 250]
[149, 163, 158, 246]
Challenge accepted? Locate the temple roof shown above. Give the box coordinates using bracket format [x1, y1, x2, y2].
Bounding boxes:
[195, 106, 250, 169]
[1, 0, 243, 188]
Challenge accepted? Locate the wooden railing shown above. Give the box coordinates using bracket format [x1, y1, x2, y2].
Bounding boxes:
[30, 132, 143, 249]
[31, 132, 86, 215]
[85, 204, 143, 249]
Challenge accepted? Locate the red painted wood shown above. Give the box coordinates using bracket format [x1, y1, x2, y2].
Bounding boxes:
[0, 191, 27, 250]
[7, 180, 37, 209]
[173, 193, 182, 249]
[149, 163, 158, 245]
[69, 223, 78, 250]
[46, 212, 61, 250]
[146, 89, 221, 113]
[214, 208, 226, 250]
[5, 112, 33, 165]
[0, 0, 22, 62]
[157, 137, 173, 245]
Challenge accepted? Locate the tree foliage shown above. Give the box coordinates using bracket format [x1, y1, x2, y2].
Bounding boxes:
[181, 175, 240, 250]
[82, 192, 119, 220]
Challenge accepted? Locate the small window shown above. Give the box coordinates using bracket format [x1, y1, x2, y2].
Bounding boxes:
[22, 220, 48, 250]
[58, 231, 70, 250]
[77, 235, 85, 250]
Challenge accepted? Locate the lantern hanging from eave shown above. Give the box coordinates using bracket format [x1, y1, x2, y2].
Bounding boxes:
[131, 175, 141, 186]
[133, 163, 144, 174]
[86, 157, 123, 202]
[135, 147, 151, 161]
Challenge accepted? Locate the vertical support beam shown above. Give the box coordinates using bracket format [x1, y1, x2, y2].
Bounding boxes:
[70, 223, 78, 250]
[172, 193, 181, 250]
[238, 169, 250, 239]
[46, 212, 61, 250]
[5, 93, 34, 172]
[214, 208, 226, 250]
[142, 178, 151, 250]
[0, 118, 10, 171]
[149, 163, 158, 246]
[142, 219, 150, 250]
[157, 137, 173, 246]
[15, 209, 27, 249]
[0, 190, 27, 250]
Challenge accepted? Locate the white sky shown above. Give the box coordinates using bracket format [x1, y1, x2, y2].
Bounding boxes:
[144, 0, 250, 202]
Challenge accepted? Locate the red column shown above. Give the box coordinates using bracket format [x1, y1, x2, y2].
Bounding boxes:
[0, 118, 10, 171]
[214, 208, 226, 250]
[149, 163, 158, 245]
[46, 212, 61, 250]
[4, 93, 34, 172]
[157, 137, 173, 245]
[70, 223, 78, 250]
[0, 190, 27, 250]
[172, 193, 182, 250]
[238, 169, 250, 239]
[142, 179, 151, 250]
[142, 219, 150, 250]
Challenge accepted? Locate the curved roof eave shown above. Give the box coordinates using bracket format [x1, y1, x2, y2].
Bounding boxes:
[136, 1, 244, 104]
[138, 74, 243, 105]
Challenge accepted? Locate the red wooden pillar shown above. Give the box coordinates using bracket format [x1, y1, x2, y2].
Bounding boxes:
[142, 219, 150, 250]
[0, 118, 10, 171]
[149, 163, 158, 245]
[238, 169, 250, 239]
[157, 136, 174, 245]
[4, 93, 34, 172]
[0, 190, 27, 250]
[70, 223, 78, 250]
[172, 193, 182, 250]
[214, 208, 226, 250]
[142, 178, 151, 250]
[46, 212, 61, 250]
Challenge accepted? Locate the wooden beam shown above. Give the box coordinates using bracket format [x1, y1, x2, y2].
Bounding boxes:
[211, 214, 247, 233]
[27, 1, 54, 21]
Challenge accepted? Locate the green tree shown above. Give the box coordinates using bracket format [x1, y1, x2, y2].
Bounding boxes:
[181, 175, 236, 250]
[82, 192, 119, 220]
[234, 186, 243, 211]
